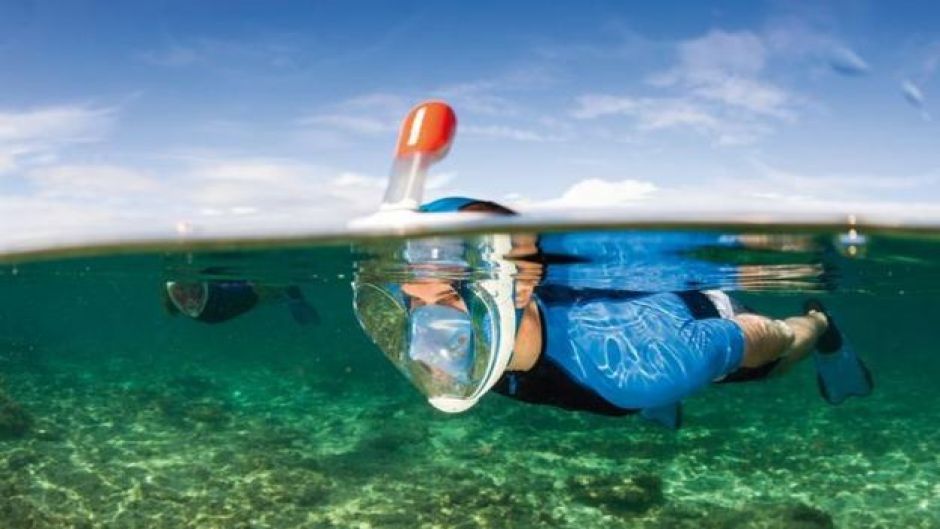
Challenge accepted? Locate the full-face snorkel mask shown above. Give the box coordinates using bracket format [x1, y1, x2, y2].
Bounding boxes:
[350, 101, 522, 412]
[166, 281, 209, 318]
[353, 234, 520, 413]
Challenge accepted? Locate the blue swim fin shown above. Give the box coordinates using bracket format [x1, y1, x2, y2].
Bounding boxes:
[286, 286, 321, 326]
[640, 402, 682, 430]
[805, 299, 873, 405]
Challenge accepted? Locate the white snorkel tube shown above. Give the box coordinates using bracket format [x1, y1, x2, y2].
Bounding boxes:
[381, 101, 456, 211]
[349, 100, 460, 229]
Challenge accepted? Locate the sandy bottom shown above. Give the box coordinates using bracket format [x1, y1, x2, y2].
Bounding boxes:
[1, 356, 938, 529]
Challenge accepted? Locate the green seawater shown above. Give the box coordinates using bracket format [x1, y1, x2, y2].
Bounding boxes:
[1, 228, 938, 529]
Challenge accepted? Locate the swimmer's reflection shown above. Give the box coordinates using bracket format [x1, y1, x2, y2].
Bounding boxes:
[353, 197, 873, 428]
[162, 274, 319, 325]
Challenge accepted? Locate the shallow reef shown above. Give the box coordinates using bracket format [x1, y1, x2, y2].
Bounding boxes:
[569, 473, 665, 514]
[0, 353, 937, 529]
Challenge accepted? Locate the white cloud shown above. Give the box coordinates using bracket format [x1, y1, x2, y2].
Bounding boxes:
[138, 34, 307, 72]
[9, 155, 388, 221]
[27, 164, 162, 199]
[633, 99, 719, 130]
[691, 76, 792, 118]
[650, 30, 793, 118]
[341, 93, 412, 111]
[432, 68, 556, 117]
[524, 178, 658, 209]
[0, 106, 111, 142]
[764, 19, 870, 77]
[462, 124, 563, 142]
[298, 114, 393, 135]
[674, 30, 767, 78]
[571, 29, 802, 146]
[187, 157, 315, 183]
[434, 81, 518, 117]
[747, 159, 940, 198]
[0, 105, 115, 174]
[177, 155, 462, 218]
[570, 95, 640, 119]
[324, 171, 386, 209]
[296, 92, 408, 149]
[571, 95, 769, 145]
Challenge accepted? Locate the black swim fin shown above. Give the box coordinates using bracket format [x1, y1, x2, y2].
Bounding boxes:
[286, 286, 321, 326]
[805, 299, 873, 405]
[640, 402, 682, 430]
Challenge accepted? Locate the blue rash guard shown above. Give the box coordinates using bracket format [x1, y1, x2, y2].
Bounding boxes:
[419, 197, 748, 415]
[493, 287, 745, 414]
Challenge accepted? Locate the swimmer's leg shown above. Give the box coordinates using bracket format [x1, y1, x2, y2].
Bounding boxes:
[733, 311, 827, 371]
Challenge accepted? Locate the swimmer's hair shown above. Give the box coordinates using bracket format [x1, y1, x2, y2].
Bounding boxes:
[458, 201, 517, 216]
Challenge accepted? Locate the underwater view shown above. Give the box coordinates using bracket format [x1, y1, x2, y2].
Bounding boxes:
[1, 227, 938, 529]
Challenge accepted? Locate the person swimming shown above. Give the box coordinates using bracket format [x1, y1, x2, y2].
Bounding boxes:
[163, 275, 320, 326]
[352, 197, 873, 428]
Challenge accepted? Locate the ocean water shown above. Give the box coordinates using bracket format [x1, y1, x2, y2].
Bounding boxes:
[0, 228, 938, 529]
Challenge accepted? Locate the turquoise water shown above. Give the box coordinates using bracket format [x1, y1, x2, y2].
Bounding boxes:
[1, 228, 938, 528]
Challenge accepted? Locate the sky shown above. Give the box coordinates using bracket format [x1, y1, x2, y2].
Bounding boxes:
[2, 0, 940, 242]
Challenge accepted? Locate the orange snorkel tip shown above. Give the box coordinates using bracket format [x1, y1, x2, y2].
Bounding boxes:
[381, 101, 458, 210]
[394, 100, 457, 161]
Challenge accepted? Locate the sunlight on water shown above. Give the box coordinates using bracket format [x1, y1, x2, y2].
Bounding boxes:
[0, 226, 938, 528]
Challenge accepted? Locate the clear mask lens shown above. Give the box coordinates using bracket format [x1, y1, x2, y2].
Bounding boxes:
[353, 283, 407, 363]
[408, 304, 475, 385]
[167, 281, 209, 318]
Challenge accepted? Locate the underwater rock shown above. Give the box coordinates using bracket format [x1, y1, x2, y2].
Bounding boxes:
[782, 503, 835, 529]
[569, 472, 665, 514]
[0, 389, 32, 439]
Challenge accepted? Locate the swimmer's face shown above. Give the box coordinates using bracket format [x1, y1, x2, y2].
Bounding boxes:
[401, 281, 469, 313]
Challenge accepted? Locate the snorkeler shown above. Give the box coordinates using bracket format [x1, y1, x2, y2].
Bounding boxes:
[163, 277, 320, 325]
[353, 197, 874, 427]
[351, 100, 871, 427]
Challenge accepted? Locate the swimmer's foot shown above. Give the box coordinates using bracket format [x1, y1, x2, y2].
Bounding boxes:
[804, 299, 874, 405]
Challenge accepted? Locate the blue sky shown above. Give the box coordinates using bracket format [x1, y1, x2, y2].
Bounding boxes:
[2, 0, 940, 238]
